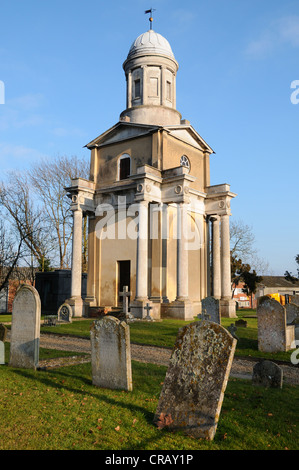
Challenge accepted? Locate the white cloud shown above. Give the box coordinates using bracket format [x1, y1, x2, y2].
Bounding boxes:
[7, 92, 45, 110]
[51, 126, 87, 138]
[0, 143, 47, 168]
[246, 15, 299, 58]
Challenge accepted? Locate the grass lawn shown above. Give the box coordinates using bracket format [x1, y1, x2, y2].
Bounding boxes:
[24, 309, 296, 363]
[0, 360, 298, 450]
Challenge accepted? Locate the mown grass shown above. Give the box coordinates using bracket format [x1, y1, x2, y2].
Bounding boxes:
[0, 360, 298, 450]
[30, 310, 296, 363]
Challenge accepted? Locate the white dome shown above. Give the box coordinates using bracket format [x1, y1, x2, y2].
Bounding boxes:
[127, 30, 175, 59]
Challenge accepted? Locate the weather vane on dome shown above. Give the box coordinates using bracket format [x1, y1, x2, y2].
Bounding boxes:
[145, 8, 156, 30]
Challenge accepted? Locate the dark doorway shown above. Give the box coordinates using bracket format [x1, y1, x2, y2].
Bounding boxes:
[118, 260, 131, 307]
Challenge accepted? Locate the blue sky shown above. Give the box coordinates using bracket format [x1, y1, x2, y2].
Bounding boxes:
[0, 0, 298, 275]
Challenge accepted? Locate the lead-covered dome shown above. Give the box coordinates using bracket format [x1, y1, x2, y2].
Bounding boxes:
[127, 29, 175, 59]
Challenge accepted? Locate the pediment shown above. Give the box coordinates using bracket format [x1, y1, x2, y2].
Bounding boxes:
[85, 122, 160, 149]
[165, 126, 214, 154]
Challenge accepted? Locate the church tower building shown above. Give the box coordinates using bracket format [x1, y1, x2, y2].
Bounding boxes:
[66, 26, 237, 320]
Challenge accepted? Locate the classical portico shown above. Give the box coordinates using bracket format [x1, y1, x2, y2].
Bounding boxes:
[66, 27, 237, 320]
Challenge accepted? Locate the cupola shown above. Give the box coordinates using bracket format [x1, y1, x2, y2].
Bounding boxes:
[120, 29, 181, 126]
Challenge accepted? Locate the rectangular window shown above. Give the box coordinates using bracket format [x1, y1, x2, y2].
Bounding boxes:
[119, 157, 131, 180]
[166, 81, 171, 101]
[134, 79, 140, 98]
[149, 77, 158, 97]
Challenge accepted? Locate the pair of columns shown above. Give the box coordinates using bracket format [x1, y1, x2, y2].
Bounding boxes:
[135, 201, 189, 304]
[69, 200, 191, 317]
[211, 214, 231, 300]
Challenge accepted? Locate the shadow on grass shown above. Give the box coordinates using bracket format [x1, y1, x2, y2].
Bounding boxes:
[10, 361, 164, 429]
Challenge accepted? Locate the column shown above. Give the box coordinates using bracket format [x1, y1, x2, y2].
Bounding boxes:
[211, 216, 221, 299]
[135, 200, 149, 300]
[221, 214, 231, 300]
[142, 65, 147, 105]
[85, 215, 97, 307]
[161, 203, 169, 303]
[127, 71, 132, 108]
[176, 203, 189, 300]
[70, 208, 83, 316]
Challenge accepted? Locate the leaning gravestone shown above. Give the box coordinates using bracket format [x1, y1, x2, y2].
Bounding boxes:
[199, 297, 220, 324]
[252, 360, 283, 388]
[9, 284, 41, 370]
[153, 321, 237, 440]
[90, 316, 132, 391]
[257, 296, 294, 352]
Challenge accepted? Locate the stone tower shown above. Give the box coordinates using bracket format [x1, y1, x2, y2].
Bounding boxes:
[66, 27, 237, 320]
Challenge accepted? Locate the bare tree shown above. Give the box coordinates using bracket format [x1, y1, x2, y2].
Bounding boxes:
[0, 171, 54, 271]
[28, 155, 89, 269]
[0, 219, 26, 292]
[230, 219, 271, 275]
[230, 219, 257, 260]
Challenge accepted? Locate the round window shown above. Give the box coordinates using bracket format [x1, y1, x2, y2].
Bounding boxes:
[180, 155, 190, 171]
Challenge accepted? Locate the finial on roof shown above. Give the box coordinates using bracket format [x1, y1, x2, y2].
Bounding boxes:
[145, 8, 156, 30]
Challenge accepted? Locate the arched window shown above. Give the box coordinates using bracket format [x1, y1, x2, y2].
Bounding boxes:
[118, 154, 131, 180]
[180, 155, 190, 172]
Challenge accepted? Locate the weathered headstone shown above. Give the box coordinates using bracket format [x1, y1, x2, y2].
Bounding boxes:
[154, 321, 237, 440]
[199, 297, 220, 324]
[90, 316, 132, 391]
[57, 303, 72, 323]
[0, 323, 7, 342]
[9, 284, 41, 369]
[290, 295, 299, 307]
[235, 319, 247, 328]
[257, 296, 295, 352]
[252, 360, 283, 388]
[285, 303, 299, 325]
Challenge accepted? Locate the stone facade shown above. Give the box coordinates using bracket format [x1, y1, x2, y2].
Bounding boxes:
[65, 29, 236, 320]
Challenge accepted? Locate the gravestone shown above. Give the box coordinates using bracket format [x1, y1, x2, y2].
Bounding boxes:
[235, 319, 247, 328]
[197, 309, 211, 321]
[90, 316, 132, 391]
[0, 323, 7, 365]
[119, 285, 131, 315]
[285, 303, 299, 325]
[252, 360, 283, 388]
[57, 303, 72, 323]
[199, 297, 220, 324]
[9, 284, 41, 370]
[257, 296, 295, 352]
[290, 295, 299, 307]
[0, 323, 7, 342]
[228, 323, 239, 341]
[144, 303, 153, 321]
[154, 321, 237, 440]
